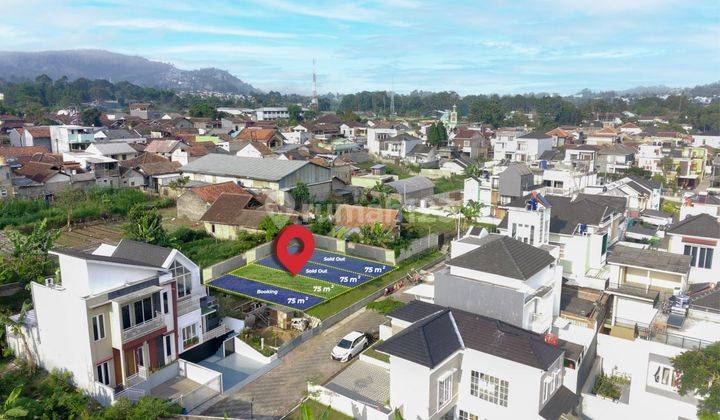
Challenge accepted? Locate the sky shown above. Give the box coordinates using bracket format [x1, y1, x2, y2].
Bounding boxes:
[0, 0, 718, 95]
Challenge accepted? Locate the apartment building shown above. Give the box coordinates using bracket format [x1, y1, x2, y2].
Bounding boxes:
[255, 106, 291, 121]
[375, 301, 576, 420]
[6, 239, 225, 407]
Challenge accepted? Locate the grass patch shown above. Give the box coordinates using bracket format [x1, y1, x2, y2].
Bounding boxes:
[362, 340, 390, 363]
[285, 400, 353, 420]
[231, 264, 349, 299]
[306, 250, 442, 320]
[175, 231, 265, 268]
[404, 212, 457, 235]
[366, 298, 405, 314]
[433, 174, 465, 193]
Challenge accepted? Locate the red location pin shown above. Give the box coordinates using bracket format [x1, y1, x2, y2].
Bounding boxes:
[274, 224, 315, 276]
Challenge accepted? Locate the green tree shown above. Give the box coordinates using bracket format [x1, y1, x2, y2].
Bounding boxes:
[0, 219, 59, 285]
[99, 396, 182, 420]
[258, 215, 292, 242]
[671, 342, 720, 419]
[81, 107, 102, 127]
[123, 205, 170, 246]
[358, 222, 395, 248]
[55, 187, 87, 230]
[371, 182, 395, 208]
[660, 155, 676, 173]
[288, 104, 302, 124]
[291, 182, 311, 210]
[188, 102, 218, 119]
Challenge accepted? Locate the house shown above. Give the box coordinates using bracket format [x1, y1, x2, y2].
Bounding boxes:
[545, 127, 573, 147]
[366, 123, 401, 155]
[144, 139, 186, 159]
[5, 239, 226, 408]
[49, 125, 96, 153]
[463, 163, 535, 219]
[494, 130, 553, 163]
[619, 122, 643, 136]
[120, 153, 181, 191]
[403, 144, 438, 166]
[375, 133, 422, 159]
[438, 232, 561, 333]
[9, 126, 52, 150]
[668, 146, 706, 189]
[220, 116, 250, 133]
[181, 154, 332, 206]
[596, 144, 635, 174]
[605, 246, 692, 329]
[177, 181, 257, 221]
[129, 103, 153, 119]
[93, 129, 145, 144]
[373, 300, 574, 420]
[584, 176, 662, 214]
[339, 121, 365, 139]
[452, 128, 490, 160]
[585, 127, 619, 146]
[281, 124, 313, 144]
[0, 115, 24, 133]
[333, 204, 400, 232]
[504, 194, 627, 286]
[541, 168, 597, 196]
[386, 176, 434, 204]
[665, 213, 720, 284]
[231, 140, 274, 158]
[679, 192, 720, 219]
[200, 193, 296, 239]
[170, 142, 215, 166]
[0, 156, 12, 199]
[691, 130, 720, 149]
[86, 142, 139, 162]
[235, 128, 285, 150]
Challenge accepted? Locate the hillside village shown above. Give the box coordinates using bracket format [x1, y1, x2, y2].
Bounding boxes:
[0, 94, 719, 420]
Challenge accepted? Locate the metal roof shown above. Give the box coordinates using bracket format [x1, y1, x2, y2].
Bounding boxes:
[182, 154, 320, 181]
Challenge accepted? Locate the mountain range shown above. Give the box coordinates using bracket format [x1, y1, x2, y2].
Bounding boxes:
[0, 49, 260, 95]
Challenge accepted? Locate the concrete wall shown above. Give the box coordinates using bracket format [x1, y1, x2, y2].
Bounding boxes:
[309, 386, 392, 420]
[346, 241, 395, 265]
[202, 254, 247, 282]
[434, 272, 525, 327]
[176, 193, 209, 221]
[397, 234, 439, 262]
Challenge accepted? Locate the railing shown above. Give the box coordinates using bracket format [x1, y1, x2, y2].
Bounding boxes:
[609, 317, 712, 350]
[202, 324, 229, 342]
[122, 312, 164, 343]
[177, 296, 201, 317]
[114, 387, 147, 402]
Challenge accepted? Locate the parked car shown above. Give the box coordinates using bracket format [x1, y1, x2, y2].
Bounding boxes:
[331, 331, 368, 362]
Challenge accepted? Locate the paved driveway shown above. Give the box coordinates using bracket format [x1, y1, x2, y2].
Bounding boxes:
[203, 309, 387, 419]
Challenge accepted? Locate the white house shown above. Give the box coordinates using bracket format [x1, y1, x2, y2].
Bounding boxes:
[494, 130, 553, 163]
[49, 125, 96, 153]
[6, 240, 226, 407]
[679, 192, 720, 220]
[665, 213, 720, 284]
[366, 124, 400, 155]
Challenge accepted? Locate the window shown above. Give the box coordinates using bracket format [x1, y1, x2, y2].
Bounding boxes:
[96, 361, 110, 386]
[459, 411, 478, 420]
[182, 324, 198, 348]
[437, 373, 453, 409]
[471, 371, 509, 407]
[92, 314, 105, 341]
[121, 305, 131, 330]
[684, 245, 713, 269]
[133, 297, 154, 325]
[162, 291, 169, 314]
[172, 261, 192, 298]
[542, 376, 555, 403]
[164, 335, 173, 358]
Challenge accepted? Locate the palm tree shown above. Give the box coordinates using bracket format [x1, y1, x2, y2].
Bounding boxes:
[291, 182, 311, 211]
[0, 302, 36, 373]
[372, 182, 395, 208]
[447, 200, 484, 237]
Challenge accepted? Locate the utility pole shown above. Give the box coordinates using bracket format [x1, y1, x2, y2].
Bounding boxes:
[311, 59, 318, 111]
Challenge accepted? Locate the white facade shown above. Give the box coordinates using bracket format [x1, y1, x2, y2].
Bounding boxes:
[637, 143, 664, 175]
[366, 127, 399, 155]
[666, 231, 720, 284]
[49, 125, 96, 153]
[255, 107, 289, 121]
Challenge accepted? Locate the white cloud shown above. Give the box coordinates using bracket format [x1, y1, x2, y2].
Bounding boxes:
[95, 19, 296, 39]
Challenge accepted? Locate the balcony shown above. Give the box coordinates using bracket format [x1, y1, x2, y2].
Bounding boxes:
[203, 323, 229, 342]
[177, 296, 201, 317]
[122, 312, 164, 343]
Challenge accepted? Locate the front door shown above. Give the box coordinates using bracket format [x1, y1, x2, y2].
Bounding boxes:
[163, 334, 175, 365]
[135, 346, 144, 373]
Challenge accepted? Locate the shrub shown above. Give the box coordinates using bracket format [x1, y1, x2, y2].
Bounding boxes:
[366, 298, 405, 314]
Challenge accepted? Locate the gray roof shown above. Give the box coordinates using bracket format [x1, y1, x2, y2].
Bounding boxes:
[667, 213, 720, 239]
[627, 223, 657, 236]
[607, 245, 691, 274]
[641, 209, 673, 218]
[378, 301, 563, 370]
[90, 142, 137, 155]
[181, 154, 323, 181]
[52, 248, 162, 268]
[628, 175, 661, 191]
[597, 144, 635, 155]
[545, 194, 626, 235]
[504, 162, 532, 176]
[98, 129, 142, 140]
[111, 239, 173, 267]
[518, 130, 551, 139]
[387, 176, 434, 194]
[539, 386, 580, 420]
[448, 234, 555, 280]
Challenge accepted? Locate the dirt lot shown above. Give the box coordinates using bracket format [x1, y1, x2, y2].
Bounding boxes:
[55, 223, 125, 251]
